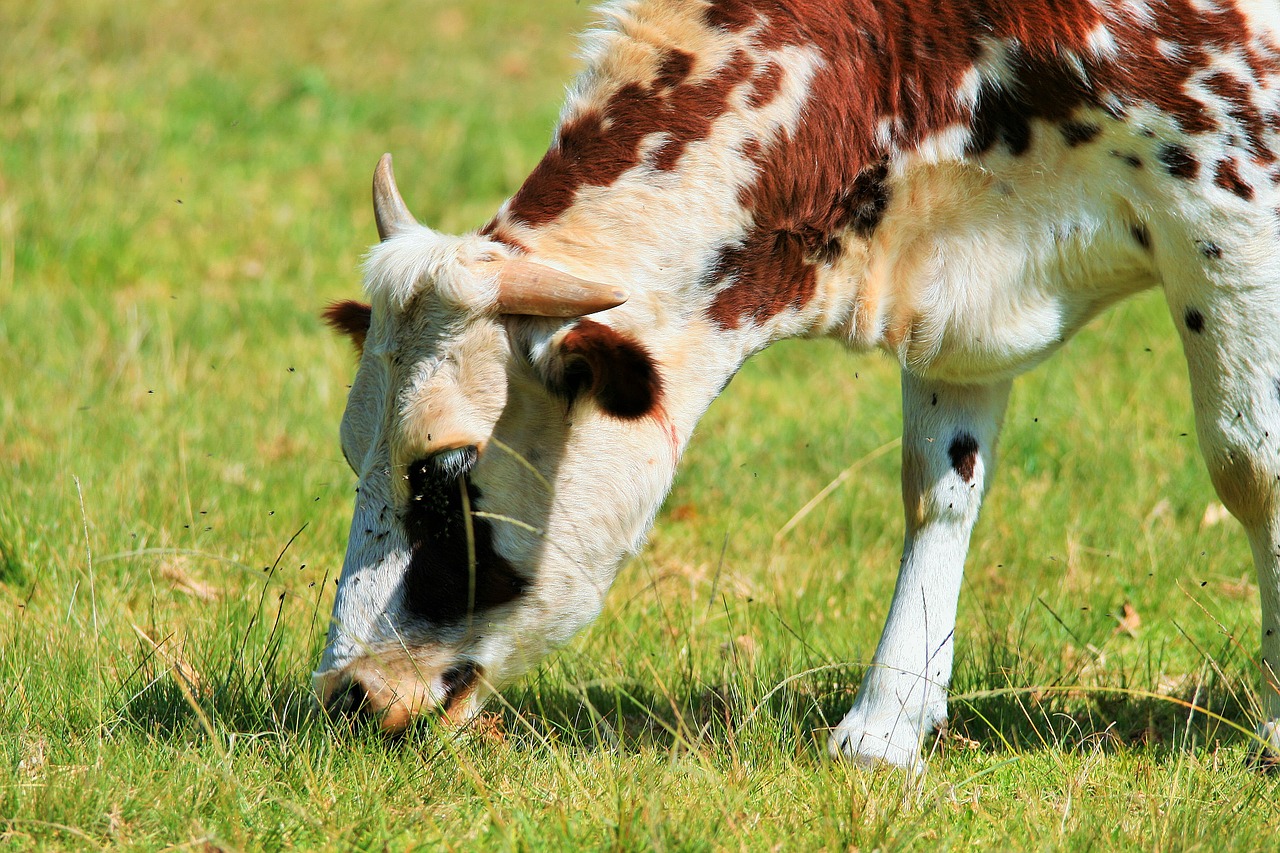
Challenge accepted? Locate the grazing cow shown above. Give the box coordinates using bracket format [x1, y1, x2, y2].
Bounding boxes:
[315, 0, 1280, 771]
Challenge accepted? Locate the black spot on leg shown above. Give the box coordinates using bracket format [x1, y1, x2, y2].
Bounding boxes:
[1184, 308, 1205, 334]
[1158, 143, 1200, 179]
[948, 433, 980, 483]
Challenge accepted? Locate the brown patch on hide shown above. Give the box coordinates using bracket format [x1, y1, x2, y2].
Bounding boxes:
[1214, 158, 1255, 200]
[702, 0, 758, 32]
[323, 300, 372, 352]
[701, 1, 1112, 329]
[846, 158, 892, 238]
[495, 0, 1279, 332]
[967, 49, 1103, 157]
[1158, 144, 1200, 179]
[705, 228, 818, 329]
[656, 49, 695, 89]
[1203, 71, 1276, 165]
[747, 61, 785, 109]
[501, 49, 755, 228]
[480, 224, 530, 255]
[557, 318, 662, 419]
[1087, 3, 1277, 143]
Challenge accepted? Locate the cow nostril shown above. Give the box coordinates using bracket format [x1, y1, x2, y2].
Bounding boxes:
[440, 662, 480, 711]
[325, 676, 370, 717]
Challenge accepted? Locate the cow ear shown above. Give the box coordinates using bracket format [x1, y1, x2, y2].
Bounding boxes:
[553, 319, 662, 419]
[323, 300, 372, 353]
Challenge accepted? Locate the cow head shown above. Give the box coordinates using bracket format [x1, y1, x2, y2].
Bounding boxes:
[314, 155, 675, 731]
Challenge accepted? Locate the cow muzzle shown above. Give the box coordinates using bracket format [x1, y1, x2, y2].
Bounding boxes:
[315, 658, 482, 734]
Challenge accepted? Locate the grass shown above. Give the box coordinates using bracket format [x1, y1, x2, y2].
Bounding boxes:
[2, 0, 1279, 849]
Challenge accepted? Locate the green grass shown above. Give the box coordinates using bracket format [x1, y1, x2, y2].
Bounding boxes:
[3, 1, 1279, 849]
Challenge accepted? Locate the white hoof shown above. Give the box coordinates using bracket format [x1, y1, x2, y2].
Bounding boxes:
[1251, 720, 1280, 770]
[827, 713, 927, 775]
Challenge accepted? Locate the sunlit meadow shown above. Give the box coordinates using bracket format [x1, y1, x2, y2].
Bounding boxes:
[2, 1, 1278, 849]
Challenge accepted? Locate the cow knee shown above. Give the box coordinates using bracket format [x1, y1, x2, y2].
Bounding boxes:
[1204, 442, 1278, 529]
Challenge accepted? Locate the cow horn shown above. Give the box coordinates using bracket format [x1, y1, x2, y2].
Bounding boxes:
[373, 153, 415, 240]
[480, 259, 629, 317]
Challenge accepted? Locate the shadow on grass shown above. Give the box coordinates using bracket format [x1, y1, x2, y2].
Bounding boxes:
[114, 659, 320, 738]
[114, 645, 1266, 766]
[486, 657, 1268, 766]
[943, 680, 1258, 760]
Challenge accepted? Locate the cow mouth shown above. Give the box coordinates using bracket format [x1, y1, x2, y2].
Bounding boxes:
[317, 660, 486, 732]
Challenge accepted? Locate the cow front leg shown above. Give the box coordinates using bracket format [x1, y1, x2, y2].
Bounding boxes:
[829, 374, 1011, 771]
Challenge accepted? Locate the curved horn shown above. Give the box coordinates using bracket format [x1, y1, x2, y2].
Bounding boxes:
[373, 153, 415, 240]
[481, 259, 629, 317]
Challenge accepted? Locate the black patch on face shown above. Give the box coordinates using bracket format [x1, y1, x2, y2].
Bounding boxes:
[1197, 240, 1223, 259]
[1184, 308, 1205, 334]
[401, 448, 528, 624]
[948, 433, 980, 483]
[1131, 224, 1151, 250]
[1061, 121, 1102, 147]
[1158, 143, 1200, 179]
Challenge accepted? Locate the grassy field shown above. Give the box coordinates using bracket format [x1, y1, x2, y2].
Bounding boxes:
[3, 0, 1279, 849]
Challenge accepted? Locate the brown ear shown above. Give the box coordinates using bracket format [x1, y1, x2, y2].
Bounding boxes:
[323, 300, 372, 353]
[555, 319, 662, 419]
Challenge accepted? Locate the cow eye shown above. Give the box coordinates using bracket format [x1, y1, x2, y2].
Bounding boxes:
[408, 446, 478, 495]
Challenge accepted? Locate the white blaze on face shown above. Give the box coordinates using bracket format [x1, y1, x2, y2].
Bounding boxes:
[315, 229, 511, 703]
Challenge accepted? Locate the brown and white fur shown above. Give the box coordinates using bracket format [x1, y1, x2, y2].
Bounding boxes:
[316, 0, 1280, 772]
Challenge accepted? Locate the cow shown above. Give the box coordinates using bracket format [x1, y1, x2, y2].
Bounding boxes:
[314, 0, 1280, 772]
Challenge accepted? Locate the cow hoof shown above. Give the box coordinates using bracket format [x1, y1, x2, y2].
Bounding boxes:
[1250, 720, 1280, 772]
[827, 715, 926, 775]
